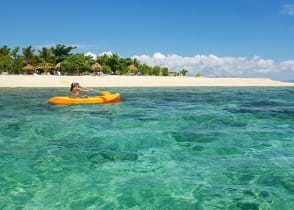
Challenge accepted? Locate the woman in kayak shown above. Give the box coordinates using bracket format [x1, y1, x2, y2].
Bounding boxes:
[70, 82, 90, 98]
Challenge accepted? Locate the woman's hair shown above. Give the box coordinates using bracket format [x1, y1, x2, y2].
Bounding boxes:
[70, 82, 79, 91]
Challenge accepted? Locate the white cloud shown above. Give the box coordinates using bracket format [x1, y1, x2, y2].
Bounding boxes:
[80, 50, 294, 80]
[133, 53, 294, 80]
[99, 51, 113, 56]
[153, 52, 165, 60]
[84, 51, 97, 59]
[84, 51, 115, 59]
[281, 4, 294, 16]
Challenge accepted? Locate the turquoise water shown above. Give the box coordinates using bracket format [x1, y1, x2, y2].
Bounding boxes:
[1, 87, 294, 209]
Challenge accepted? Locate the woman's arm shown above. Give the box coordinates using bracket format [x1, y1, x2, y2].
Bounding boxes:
[78, 88, 91, 93]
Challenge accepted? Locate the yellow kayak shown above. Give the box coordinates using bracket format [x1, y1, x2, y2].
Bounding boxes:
[48, 91, 120, 105]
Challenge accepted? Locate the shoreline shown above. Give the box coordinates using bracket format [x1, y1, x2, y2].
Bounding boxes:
[0, 75, 294, 87]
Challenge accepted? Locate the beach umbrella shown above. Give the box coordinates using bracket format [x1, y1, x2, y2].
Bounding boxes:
[22, 64, 35, 74]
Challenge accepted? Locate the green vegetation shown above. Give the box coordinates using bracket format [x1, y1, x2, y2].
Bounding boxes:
[0, 44, 183, 76]
[179, 68, 188, 76]
[195, 72, 203, 77]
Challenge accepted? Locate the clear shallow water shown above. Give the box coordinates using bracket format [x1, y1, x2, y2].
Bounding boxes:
[1, 87, 294, 209]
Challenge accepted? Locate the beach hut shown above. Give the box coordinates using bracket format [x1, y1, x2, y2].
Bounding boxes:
[91, 63, 102, 75]
[127, 64, 138, 75]
[22, 64, 35, 74]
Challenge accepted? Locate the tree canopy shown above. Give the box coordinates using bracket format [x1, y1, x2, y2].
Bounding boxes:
[0, 44, 185, 76]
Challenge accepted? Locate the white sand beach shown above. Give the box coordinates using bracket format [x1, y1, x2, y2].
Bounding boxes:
[0, 75, 293, 87]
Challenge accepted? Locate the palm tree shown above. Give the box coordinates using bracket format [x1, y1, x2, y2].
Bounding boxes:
[0, 45, 10, 56]
[50, 44, 76, 63]
[0, 45, 11, 73]
[10, 47, 23, 74]
[108, 53, 121, 74]
[179, 68, 188, 76]
[38, 47, 55, 73]
[22, 46, 37, 65]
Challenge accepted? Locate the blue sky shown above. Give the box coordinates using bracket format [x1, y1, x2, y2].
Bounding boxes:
[1, 0, 294, 80]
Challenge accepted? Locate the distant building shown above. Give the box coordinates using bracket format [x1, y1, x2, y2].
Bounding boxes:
[168, 72, 178, 76]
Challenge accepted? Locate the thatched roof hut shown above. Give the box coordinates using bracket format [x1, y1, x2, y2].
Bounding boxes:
[127, 64, 138, 72]
[91, 63, 102, 72]
[22, 64, 35, 73]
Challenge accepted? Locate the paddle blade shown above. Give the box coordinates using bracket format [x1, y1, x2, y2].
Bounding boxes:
[101, 91, 111, 95]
